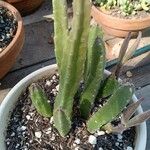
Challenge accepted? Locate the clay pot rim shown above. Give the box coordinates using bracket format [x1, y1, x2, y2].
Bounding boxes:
[92, 5, 150, 23]
[0, 1, 23, 58]
[91, 5, 150, 31]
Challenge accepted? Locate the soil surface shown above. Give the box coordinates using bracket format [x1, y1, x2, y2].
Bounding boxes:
[102, 7, 150, 19]
[94, 4, 150, 20]
[0, 7, 17, 53]
[5, 74, 135, 150]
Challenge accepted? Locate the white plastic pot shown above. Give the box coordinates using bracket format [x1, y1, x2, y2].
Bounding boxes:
[0, 64, 147, 150]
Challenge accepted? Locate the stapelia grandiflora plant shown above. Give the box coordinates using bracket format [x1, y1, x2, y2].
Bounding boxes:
[29, 0, 150, 137]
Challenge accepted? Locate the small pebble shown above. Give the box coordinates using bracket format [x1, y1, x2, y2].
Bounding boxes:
[88, 135, 97, 145]
[50, 116, 54, 124]
[20, 126, 27, 131]
[126, 71, 132, 78]
[47, 126, 52, 130]
[52, 89, 56, 92]
[10, 132, 15, 137]
[56, 73, 59, 76]
[53, 91, 57, 96]
[26, 142, 29, 146]
[115, 142, 119, 146]
[99, 104, 102, 107]
[105, 130, 110, 134]
[52, 75, 56, 80]
[45, 80, 51, 86]
[99, 148, 103, 150]
[117, 134, 123, 140]
[29, 112, 34, 116]
[26, 115, 31, 120]
[74, 138, 80, 144]
[15, 144, 20, 148]
[127, 146, 133, 150]
[56, 84, 59, 91]
[29, 140, 33, 143]
[74, 147, 80, 150]
[51, 134, 55, 141]
[73, 143, 77, 147]
[97, 130, 105, 136]
[35, 131, 42, 138]
[45, 127, 52, 134]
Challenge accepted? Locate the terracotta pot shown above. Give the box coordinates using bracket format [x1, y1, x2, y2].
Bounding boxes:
[0, 1, 24, 79]
[91, 5, 150, 37]
[5, 0, 44, 16]
[0, 64, 147, 150]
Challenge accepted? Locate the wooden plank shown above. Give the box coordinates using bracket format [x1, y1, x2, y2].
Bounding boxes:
[11, 20, 55, 72]
[23, 0, 52, 25]
[128, 63, 150, 88]
[120, 63, 150, 89]
[108, 62, 150, 89]
[136, 85, 150, 111]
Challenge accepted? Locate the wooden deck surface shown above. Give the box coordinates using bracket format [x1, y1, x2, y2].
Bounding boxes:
[0, 0, 149, 149]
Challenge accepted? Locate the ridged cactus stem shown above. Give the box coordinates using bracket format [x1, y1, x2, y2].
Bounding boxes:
[52, 0, 68, 70]
[29, 83, 52, 118]
[87, 85, 134, 133]
[53, 0, 91, 137]
[80, 26, 105, 119]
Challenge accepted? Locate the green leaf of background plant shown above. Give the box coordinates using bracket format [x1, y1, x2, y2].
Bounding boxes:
[87, 85, 134, 133]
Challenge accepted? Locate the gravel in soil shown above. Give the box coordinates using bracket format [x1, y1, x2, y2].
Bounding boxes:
[0, 7, 17, 53]
[5, 74, 135, 150]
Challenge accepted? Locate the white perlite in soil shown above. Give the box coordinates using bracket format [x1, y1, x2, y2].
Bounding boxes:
[5, 74, 135, 150]
[0, 7, 17, 52]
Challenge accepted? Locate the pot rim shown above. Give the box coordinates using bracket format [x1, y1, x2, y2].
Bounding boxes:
[91, 5, 150, 30]
[92, 5, 150, 22]
[0, 64, 147, 150]
[0, 1, 23, 58]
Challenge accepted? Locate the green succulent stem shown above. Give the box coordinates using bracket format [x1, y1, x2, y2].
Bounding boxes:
[80, 26, 105, 119]
[53, 0, 91, 137]
[28, 0, 150, 138]
[52, 0, 68, 70]
[87, 85, 134, 133]
[29, 83, 52, 118]
[99, 74, 119, 98]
